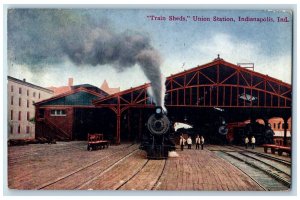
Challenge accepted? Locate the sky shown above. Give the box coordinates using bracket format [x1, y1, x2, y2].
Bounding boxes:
[7, 9, 293, 91]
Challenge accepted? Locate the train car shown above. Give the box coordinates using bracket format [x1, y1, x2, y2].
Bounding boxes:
[139, 106, 176, 159]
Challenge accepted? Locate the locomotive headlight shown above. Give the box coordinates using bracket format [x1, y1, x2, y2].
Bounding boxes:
[156, 107, 162, 114]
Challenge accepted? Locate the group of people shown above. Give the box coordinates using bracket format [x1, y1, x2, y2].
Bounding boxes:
[179, 134, 204, 150]
[244, 136, 256, 149]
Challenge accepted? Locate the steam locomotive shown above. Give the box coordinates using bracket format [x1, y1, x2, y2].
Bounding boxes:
[140, 106, 176, 159]
[175, 116, 229, 145]
[230, 122, 275, 145]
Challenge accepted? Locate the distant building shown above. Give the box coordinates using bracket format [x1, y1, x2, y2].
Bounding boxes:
[244, 117, 292, 146]
[7, 76, 54, 140]
[48, 78, 73, 95]
[49, 78, 120, 96]
[268, 117, 292, 137]
[268, 117, 292, 146]
[245, 118, 292, 138]
[100, 80, 120, 95]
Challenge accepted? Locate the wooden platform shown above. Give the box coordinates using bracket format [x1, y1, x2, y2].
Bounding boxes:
[8, 142, 264, 191]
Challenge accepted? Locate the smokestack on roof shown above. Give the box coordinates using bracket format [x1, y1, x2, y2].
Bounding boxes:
[68, 78, 73, 86]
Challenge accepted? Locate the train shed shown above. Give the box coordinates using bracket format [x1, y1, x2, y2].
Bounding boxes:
[93, 57, 292, 145]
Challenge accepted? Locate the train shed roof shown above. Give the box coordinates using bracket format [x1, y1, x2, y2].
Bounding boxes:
[93, 57, 291, 111]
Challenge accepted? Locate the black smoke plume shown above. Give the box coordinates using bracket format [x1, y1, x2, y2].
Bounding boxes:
[8, 9, 165, 107]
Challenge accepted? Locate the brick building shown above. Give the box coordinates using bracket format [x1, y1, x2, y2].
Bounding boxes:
[7, 76, 54, 140]
[244, 117, 292, 146]
[35, 84, 109, 141]
[267, 117, 291, 146]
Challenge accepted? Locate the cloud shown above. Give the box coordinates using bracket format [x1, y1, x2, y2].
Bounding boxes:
[8, 9, 166, 106]
[9, 61, 149, 91]
[163, 33, 291, 84]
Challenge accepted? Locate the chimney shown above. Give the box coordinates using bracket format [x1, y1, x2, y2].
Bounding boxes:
[68, 78, 73, 86]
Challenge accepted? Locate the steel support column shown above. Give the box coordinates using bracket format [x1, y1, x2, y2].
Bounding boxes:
[116, 113, 121, 145]
[283, 117, 288, 146]
[116, 96, 121, 145]
[127, 109, 131, 140]
[138, 109, 143, 142]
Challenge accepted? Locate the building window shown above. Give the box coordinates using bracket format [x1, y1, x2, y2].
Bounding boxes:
[33, 92, 36, 97]
[19, 98, 22, 106]
[11, 96, 13, 105]
[18, 111, 21, 121]
[19, 87, 22, 94]
[27, 90, 29, 96]
[10, 125, 13, 134]
[277, 123, 281, 129]
[27, 100, 29, 108]
[273, 123, 276, 129]
[11, 85, 13, 92]
[50, 109, 66, 116]
[39, 93, 41, 99]
[18, 125, 21, 134]
[27, 112, 30, 121]
[11, 110, 13, 120]
[26, 126, 30, 134]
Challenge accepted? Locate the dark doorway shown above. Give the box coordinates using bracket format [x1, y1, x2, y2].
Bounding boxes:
[72, 108, 115, 141]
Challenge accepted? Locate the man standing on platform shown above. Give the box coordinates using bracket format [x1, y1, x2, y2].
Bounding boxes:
[187, 136, 192, 149]
[251, 136, 256, 149]
[195, 135, 201, 150]
[179, 135, 186, 151]
[245, 137, 249, 149]
[200, 136, 205, 150]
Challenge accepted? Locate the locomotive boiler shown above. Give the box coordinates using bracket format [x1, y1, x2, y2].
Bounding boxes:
[140, 106, 176, 159]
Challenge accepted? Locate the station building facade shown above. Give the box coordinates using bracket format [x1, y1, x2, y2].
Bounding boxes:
[7, 76, 54, 140]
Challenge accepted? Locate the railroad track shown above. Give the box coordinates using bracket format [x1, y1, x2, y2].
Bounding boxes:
[77, 151, 166, 190]
[117, 159, 166, 190]
[213, 146, 291, 191]
[8, 142, 89, 165]
[8, 142, 135, 166]
[228, 145, 291, 166]
[10, 143, 166, 190]
[37, 144, 138, 190]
